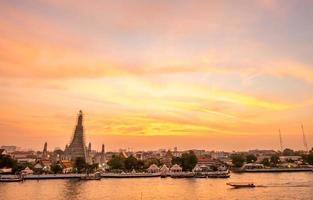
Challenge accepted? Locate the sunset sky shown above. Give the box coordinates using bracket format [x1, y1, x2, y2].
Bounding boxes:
[0, 0, 312, 151]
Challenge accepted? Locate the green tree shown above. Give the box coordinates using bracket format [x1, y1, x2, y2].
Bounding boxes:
[0, 155, 16, 168]
[303, 152, 313, 165]
[107, 155, 125, 170]
[136, 160, 144, 171]
[144, 158, 160, 169]
[231, 154, 245, 168]
[261, 158, 271, 167]
[181, 151, 198, 171]
[51, 164, 63, 174]
[283, 148, 295, 156]
[270, 154, 280, 166]
[308, 154, 313, 165]
[246, 154, 257, 163]
[171, 156, 182, 166]
[12, 162, 32, 173]
[125, 155, 138, 171]
[75, 157, 87, 173]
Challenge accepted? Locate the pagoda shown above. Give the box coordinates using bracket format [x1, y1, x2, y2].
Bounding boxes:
[42, 142, 48, 159]
[66, 110, 87, 162]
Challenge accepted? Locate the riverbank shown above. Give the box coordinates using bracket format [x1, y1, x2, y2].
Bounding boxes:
[1, 169, 312, 181]
[232, 167, 313, 173]
[1, 172, 228, 180]
[1, 172, 313, 200]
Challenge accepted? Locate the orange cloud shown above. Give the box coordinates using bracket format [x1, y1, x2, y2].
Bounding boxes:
[0, 0, 313, 150]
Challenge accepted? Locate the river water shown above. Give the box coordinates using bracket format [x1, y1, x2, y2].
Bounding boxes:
[0, 172, 312, 200]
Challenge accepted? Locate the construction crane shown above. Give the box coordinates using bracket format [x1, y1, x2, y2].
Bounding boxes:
[301, 124, 308, 152]
[279, 129, 283, 152]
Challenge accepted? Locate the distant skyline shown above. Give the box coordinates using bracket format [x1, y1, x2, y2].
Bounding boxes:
[0, 0, 312, 151]
[1, 133, 312, 152]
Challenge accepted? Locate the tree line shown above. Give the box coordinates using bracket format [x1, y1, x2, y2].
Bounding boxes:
[107, 150, 198, 172]
[231, 148, 313, 168]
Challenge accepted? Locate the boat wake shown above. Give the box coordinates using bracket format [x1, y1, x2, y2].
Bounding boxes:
[256, 184, 313, 188]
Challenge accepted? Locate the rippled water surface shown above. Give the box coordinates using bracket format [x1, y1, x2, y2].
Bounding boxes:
[1, 172, 312, 200]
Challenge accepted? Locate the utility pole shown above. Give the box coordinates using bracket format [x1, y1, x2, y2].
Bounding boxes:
[301, 124, 308, 152]
[279, 129, 283, 152]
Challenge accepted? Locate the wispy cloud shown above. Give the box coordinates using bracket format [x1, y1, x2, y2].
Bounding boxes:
[0, 0, 312, 150]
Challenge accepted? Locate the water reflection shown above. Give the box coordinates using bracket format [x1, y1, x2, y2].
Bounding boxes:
[0, 173, 312, 200]
[62, 179, 84, 200]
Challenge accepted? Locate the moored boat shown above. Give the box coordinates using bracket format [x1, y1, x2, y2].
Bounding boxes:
[80, 172, 101, 180]
[208, 173, 230, 178]
[237, 163, 313, 173]
[241, 167, 313, 173]
[0, 175, 24, 182]
[194, 173, 207, 178]
[170, 172, 195, 178]
[206, 170, 230, 178]
[101, 172, 161, 178]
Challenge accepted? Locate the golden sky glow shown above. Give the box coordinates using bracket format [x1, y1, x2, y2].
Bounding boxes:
[0, 0, 313, 151]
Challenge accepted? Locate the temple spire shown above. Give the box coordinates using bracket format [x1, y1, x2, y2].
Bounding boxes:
[88, 142, 91, 152]
[42, 142, 48, 159]
[101, 144, 105, 154]
[100, 144, 106, 165]
[43, 142, 47, 152]
[77, 110, 83, 126]
[66, 110, 87, 162]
